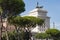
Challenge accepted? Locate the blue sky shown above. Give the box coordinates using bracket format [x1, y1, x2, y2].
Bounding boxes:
[21, 0, 60, 30]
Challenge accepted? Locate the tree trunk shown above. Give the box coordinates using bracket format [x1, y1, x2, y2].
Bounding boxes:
[5, 18, 9, 40]
[15, 25, 20, 40]
[0, 12, 3, 40]
[5, 29, 9, 40]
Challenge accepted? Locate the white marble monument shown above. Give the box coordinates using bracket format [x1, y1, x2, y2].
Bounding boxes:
[28, 3, 50, 33]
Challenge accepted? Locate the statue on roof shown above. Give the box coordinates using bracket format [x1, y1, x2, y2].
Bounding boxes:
[36, 2, 43, 8]
[36, 2, 39, 8]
